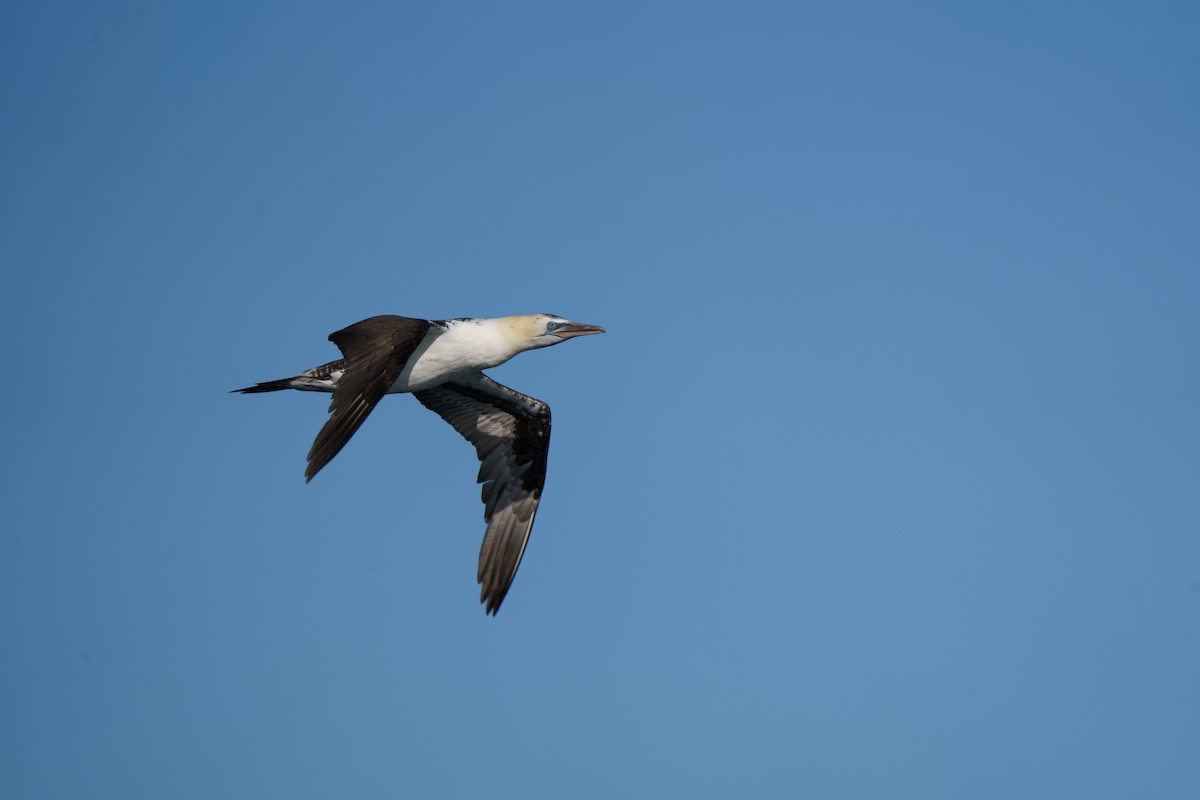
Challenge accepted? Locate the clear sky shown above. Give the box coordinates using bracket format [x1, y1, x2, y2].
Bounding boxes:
[3, 2, 1198, 797]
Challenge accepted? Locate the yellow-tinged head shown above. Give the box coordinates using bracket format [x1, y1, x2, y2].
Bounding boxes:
[504, 314, 607, 350]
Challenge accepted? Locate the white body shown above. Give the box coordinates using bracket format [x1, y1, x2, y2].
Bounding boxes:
[292, 317, 543, 394]
[396, 318, 528, 392]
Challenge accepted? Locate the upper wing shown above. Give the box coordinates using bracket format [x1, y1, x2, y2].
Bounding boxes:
[413, 372, 551, 614]
[305, 315, 433, 481]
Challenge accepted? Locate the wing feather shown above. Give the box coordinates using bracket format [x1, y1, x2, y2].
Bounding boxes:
[413, 373, 551, 614]
[305, 316, 433, 481]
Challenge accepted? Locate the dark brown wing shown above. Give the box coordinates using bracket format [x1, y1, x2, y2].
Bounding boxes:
[413, 372, 551, 615]
[305, 315, 433, 481]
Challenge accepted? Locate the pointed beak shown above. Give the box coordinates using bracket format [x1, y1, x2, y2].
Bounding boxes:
[556, 321, 606, 339]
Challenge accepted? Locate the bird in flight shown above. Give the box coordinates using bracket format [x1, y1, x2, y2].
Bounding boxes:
[233, 313, 605, 614]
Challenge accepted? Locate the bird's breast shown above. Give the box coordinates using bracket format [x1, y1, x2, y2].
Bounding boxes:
[387, 327, 516, 393]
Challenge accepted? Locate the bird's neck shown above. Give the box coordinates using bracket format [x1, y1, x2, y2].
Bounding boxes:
[437, 318, 528, 370]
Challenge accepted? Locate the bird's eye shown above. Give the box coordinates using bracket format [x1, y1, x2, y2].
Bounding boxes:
[546, 321, 561, 332]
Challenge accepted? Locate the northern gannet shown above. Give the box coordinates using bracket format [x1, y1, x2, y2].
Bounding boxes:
[233, 314, 605, 614]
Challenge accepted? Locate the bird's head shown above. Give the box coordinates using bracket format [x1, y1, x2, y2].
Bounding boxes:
[511, 314, 606, 350]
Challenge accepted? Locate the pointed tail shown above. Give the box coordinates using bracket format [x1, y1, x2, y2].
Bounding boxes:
[230, 377, 295, 394]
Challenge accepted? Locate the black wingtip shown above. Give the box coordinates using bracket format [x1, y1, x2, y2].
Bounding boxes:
[481, 587, 508, 616]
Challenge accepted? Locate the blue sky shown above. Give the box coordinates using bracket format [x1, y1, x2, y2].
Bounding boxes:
[3, 2, 1199, 797]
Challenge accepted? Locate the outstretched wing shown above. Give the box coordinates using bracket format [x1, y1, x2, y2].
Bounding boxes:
[306, 315, 433, 481]
[413, 372, 551, 614]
